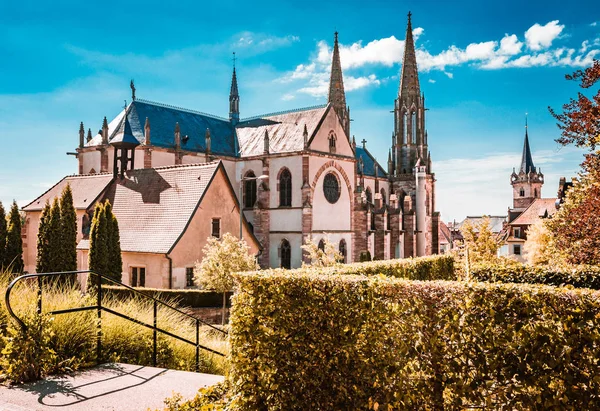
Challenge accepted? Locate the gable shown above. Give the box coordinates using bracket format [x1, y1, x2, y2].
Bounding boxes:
[308, 106, 354, 157]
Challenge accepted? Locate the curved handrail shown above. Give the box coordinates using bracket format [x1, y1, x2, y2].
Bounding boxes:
[5, 271, 226, 335]
[5, 270, 228, 365]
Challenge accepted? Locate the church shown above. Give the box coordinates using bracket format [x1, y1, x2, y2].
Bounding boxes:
[22, 14, 440, 286]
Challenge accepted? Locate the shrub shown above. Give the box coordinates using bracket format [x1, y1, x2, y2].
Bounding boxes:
[229, 272, 600, 410]
[161, 380, 230, 411]
[242, 255, 455, 282]
[103, 286, 233, 308]
[471, 260, 600, 289]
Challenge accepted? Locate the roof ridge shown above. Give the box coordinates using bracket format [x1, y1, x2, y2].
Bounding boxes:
[135, 99, 230, 122]
[131, 160, 222, 173]
[240, 104, 328, 122]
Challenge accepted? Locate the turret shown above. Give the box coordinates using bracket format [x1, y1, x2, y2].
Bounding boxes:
[110, 107, 140, 178]
[101, 117, 109, 145]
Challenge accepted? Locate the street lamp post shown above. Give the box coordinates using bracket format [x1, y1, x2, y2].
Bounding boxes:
[239, 172, 268, 240]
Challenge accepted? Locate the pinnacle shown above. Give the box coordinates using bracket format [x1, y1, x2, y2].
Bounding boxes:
[328, 31, 347, 113]
[399, 12, 420, 98]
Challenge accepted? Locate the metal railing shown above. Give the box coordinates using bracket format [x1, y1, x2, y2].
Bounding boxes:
[4, 270, 226, 371]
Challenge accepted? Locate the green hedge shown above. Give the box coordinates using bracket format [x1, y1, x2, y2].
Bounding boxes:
[471, 261, 600, 289]
[229, 272, 600, 410]
[103, 286, 233, 308]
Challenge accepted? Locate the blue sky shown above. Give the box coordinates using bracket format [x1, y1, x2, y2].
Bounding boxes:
[1, 0, 599, 222]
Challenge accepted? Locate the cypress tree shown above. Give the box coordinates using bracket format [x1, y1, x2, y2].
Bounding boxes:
[60, 184, 77, 272]
[0, 201, 6, 270]
[47, 198, 62, 272]
[36, 201, 51, 273]
[5, 201, 23, 273]
[105, 202, 123, 282]
[88, 202, 108, 287]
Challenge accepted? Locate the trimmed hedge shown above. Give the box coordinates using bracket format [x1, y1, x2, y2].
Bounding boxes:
[472, 261, 600, 290]
[229, 272, 600, 410]
[103, 286, 233, 308]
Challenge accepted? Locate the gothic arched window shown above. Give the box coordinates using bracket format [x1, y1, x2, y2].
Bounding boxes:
[280, 239, 291, 269]
[534, 188, 538, 197]
[402, 112, 408, 144]
[279, 168, 292, 207]
[411, 111, 417, 144]
[328, 131, 337, 153]
[244, 171, 257, 208]
[318, 239, 325, 251]
[339, 239, 347, 263]
[365, 187, 372, 204]
[519, 188, 525, 197]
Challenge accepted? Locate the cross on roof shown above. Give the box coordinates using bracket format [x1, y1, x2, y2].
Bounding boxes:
[361, 139, 367, 148]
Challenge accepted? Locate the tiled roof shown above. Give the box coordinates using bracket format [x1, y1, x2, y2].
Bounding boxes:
[87, 100, 236, 156]
[23, 173, 113, 211]
[510, 198, 557, 226]
[458, 216, 507, 234]
[355, 146, 387, 178]
[96, 162, 222, 254]
[235, 105, 328, 157]
[439, 221, 452, 244]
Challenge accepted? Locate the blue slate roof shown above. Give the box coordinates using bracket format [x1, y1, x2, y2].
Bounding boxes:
[355, 146, 387, 177]
[88, 99, 237, 157]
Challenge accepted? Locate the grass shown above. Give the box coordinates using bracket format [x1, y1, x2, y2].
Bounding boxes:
[0, 269, 229, 383]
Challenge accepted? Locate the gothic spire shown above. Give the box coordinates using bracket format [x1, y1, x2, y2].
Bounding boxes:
[328, 32, 347, 113]
[520, 116, 535, 174]
[229, 52, 240, 124]
[399, 11, 420, 98]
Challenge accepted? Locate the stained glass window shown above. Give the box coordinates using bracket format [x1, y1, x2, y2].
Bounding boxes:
[323, 173, 340, 203]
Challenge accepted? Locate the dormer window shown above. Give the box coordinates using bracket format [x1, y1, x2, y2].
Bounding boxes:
[328, 132, 337, 153]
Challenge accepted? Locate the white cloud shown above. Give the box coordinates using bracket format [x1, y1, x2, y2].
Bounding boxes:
[444, 71, 453, 79]
[499, 34, 523, 55]
[412, 27, 424, 40]
[591, 22, 597, 27]
[524, 20, 564, 51]
[580, 40, 590, 53]
[281, 93, 295, 101]
[428, 79, 436, 83]
[235, 32, 300, 50]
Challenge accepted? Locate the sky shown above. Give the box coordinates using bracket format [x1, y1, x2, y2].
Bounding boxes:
[0, 0, 599, 222]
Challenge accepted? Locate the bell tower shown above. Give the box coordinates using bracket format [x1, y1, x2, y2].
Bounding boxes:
[510, 117, 544, 209]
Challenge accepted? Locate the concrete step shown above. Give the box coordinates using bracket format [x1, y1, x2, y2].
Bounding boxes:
[0, 363, 224, 411]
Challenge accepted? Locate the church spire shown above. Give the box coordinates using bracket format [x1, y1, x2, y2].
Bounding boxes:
[229, 52, 240, 124]
[399, 11, 420, 98]
[328, 32, 350, 137]
[520, 115, 535, 173]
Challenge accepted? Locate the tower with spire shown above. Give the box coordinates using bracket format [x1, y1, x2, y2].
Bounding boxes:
[229, 52, 240, 125]
[510, 116, 544, 209]
[391, 11, 429, 176]
[328, 32, 350, 138]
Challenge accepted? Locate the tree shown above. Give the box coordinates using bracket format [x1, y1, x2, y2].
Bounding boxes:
[88, 202, 108, 286]
[47, 198, 62, 272]
[460, 217, 500, 266]
[60, 184, 77, 273]
[546, 172, 600, 265]
[36, 201, 52, 273]
[0, 201, 6, 269]
[549, 59, 600, 152]
[301, 236, 343, 268]
[523, 218, 556, 266]
[105, 202, 123, 282]
[5, 201, 23, 273]
[194, 233, 259, 325]
[546, 59, 600, 264]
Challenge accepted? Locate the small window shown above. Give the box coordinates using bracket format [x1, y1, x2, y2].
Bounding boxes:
[371, 212, 376, 230]
[244, 171, 257, 208]
[211, 218, 221, 238]
[514, 245, 521, 255]
[514, 228, 521, 239]
[131, 267, 146, 287]
[534, 188, 538, 197]
[279, 168, 292, 207]
[519, 188, 525, 197]
[339, 240, 347, 263]
[186, 267, 195, 287]
[280, 239, 291, 269]
[329, 132, 336, 153]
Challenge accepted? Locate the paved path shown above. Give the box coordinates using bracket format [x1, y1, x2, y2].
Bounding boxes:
[0, 363, 224, 411]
